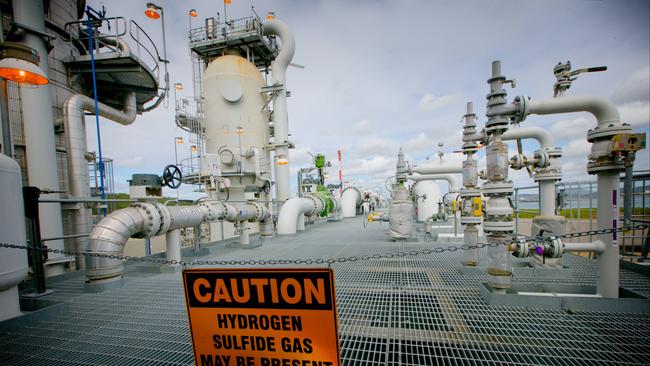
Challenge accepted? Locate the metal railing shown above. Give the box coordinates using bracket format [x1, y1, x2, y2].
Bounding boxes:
[64, 16, 162, 84]
[513, 172, 650, 259]
[189, 16, 265, 45]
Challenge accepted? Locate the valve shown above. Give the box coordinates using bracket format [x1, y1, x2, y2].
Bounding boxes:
[471, 197, 483, 217]
[510, 236, 530, 258]
[533, 150, 549, 168]
[162, 164, 182, 189]
[533, 236, 563, 259]
[553, 61, 607, 97]
[509, 154, 528, 170]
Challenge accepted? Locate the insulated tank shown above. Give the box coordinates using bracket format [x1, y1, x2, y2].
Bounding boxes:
[0, 153, 28, 321]
[413, 180, 440, 222]
[203, 53, 270, 189]
[388, 185, 415, 239]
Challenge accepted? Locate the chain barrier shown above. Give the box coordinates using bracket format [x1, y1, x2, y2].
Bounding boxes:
[0, 224, 647, 268]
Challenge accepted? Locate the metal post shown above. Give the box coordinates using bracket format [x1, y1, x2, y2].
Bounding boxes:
[86, 10, 106, 217]
[597, 171, 620, 298]
[0, 80, 13, 157]
[23, 186, 46, 294]
[514, 188, 519, 233]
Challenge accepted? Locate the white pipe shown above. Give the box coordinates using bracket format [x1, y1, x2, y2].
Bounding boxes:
[409, 173, 461, 193]
[341, 187, 361, 218]
[262, 19, 295, 203]
[86, 200, 269, 283]
[277, 197, 319, 235]
[411, 180, 440, 222]
[563, 240, 606, 254]
[13, 0, 65, 275]
[410, 163, 463, 175]
[501, 126, 554, 149]
[539, 181, 556, 217]
[526, 94, 626, 298]
[249, 147, 270, 185]
[527, 95, 620, 127]
[64, 92, 137, 269]
[165, 229, 181, 266]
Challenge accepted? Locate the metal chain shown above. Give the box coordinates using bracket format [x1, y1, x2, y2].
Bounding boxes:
[0, 224, 647, 267]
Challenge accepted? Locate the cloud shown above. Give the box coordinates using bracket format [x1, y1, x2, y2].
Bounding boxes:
[618, 101, 650, 129]
[352, 119, 373, 134]
[417, 93, 462, 112]
[550, 117, 593, 140]
[612, 66, 650, 104]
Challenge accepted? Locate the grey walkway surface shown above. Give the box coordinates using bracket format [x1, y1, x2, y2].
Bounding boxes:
[1, 217, 649, 365]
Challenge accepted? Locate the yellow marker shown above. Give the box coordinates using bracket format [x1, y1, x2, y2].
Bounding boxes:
[472, 197, 482, 217]
[368, 214, 373, 223]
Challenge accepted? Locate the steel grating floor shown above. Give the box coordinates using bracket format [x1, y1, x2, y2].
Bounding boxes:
[1, 217, 649, 365]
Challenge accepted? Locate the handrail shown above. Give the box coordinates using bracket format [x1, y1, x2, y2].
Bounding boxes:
[128, 20, 161, 79]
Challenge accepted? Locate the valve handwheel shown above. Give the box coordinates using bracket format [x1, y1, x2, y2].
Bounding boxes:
[162, 164, 182, 189]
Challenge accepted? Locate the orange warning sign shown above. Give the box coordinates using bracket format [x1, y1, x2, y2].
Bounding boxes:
[182, 268, 340, 366]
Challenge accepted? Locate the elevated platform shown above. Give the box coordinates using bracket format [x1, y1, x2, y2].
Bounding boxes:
[64, 17, 162, 112]
[1, 217, 649, 365]
[189, 16, 277, 68]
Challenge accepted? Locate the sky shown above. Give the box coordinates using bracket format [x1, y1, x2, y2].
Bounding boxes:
[85, 0, 650, 200]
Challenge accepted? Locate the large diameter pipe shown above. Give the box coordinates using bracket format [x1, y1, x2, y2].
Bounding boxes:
[165, 229, 181, 265]
[409, 173, 461, 193]
[65, 92, 137, 269]
[341, 187, 361, 218]
[501, 126, 554, 149]
[527, 95, 620, 127]
[262, 19, 295, 203]
[277, 197, 318, 235]
[13, 0, 66, 275]
[410, 163, 463, 175]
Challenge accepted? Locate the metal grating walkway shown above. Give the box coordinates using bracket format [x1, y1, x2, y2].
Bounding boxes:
[1, 217, 649, 365]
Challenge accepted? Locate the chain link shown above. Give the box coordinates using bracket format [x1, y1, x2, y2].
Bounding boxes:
[1, 224, 647, 267]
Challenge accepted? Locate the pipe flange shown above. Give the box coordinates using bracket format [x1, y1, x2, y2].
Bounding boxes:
[150, 202, 171, 236]
[586, 124, 631, 142]
[460, 216, 482, 225]
[199, 201, 222, 222]
[244, 201, 268, 222]
[482, 181, 513, 195]
[483, 221, 515, 233]
[130, 202, 161, 238]
[511, 236, 529, 258]
[533, 171, 562, 182]
[304, 194, 324, 216]
[511, 95, 529, 124]
[459, 188, 481, 197]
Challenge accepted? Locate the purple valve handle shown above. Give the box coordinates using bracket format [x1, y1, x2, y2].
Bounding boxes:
[534, 245, 545, 256]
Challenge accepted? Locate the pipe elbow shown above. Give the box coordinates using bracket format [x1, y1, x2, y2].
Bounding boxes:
[502, 126, 555, 150]
[277, 197, 314, 235]
[85, 207, 146, 281]
[262, 19, 295, 83]
[528, 95, 621, 127]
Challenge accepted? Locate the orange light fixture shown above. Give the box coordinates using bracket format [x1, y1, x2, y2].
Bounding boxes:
[189, 9, 198, 17]
[0, 42, 48, 85]
[191, 145, 198, 153]
[174, 83, 184, 91]
[224, 0, 231, 4]
[175, 137, 184, 144]
[145, 3, 161, 19]
[266, 12, 275, 20]
[276, 158, 289, 165]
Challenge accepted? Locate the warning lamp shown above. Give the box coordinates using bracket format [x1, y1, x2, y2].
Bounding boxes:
[174, 83, 184, 91]
[189, 9, 198, 17]
[0, 42, 48, 85]
[144, 2, 161, 19]
[191, 145, 198, 153]
[175, 137, 184, 144]
[235, 126, 244, 135]
[224, 0, 231, 5]
[276, 158, 289, 165]
[266, 12, 275, 20]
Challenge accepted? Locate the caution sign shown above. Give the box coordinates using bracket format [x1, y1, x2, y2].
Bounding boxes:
[182, 268, 340, 366]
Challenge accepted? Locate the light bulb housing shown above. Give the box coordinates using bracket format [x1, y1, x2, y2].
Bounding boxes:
[0, 42, 48, 85]
[145, 3, 161, 19]
[189, 9, 198, 17]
